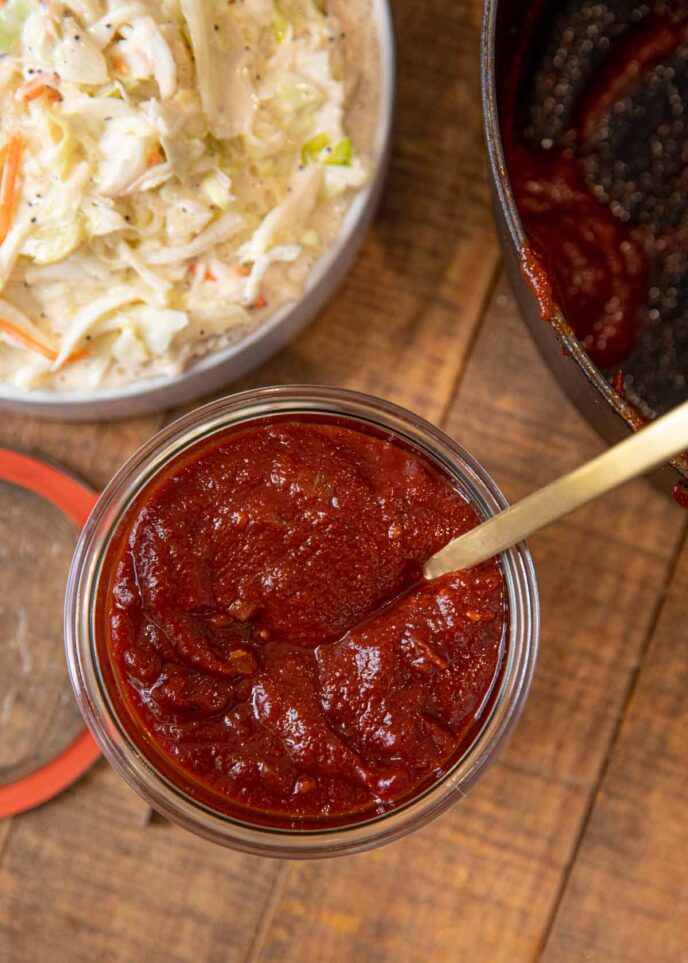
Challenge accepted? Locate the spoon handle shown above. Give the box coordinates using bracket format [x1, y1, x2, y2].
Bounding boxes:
[424, 398, 688, 580]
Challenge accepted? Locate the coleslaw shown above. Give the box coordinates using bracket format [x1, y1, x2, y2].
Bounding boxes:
[0, 0, 374, 392]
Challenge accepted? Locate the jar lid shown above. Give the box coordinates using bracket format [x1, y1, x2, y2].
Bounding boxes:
[0, 448, 100, 818]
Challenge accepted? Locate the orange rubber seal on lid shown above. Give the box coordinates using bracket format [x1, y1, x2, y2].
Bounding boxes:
[0, 448, 100, 819]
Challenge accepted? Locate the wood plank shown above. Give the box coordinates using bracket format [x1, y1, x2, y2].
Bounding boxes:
[0, 763, 281, 963]
[542, 537, 688, 962]
[0, 414, 162, 491]
[251, 277, 686, 963]
[0, 823, 11, 857]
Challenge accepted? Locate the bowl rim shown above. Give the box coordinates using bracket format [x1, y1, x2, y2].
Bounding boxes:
[0, 0, 396, 414]
[480, 0, 688, 481]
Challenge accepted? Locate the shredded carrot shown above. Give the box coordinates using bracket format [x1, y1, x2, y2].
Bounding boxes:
[188, 260, 217, 282]
[16, 76, 61, 103]
[0, 133, 24, 245]
[235, 264, 251, 277]
[0, 316, 55, 361]
[252, 295, 267, 310]
[65, 346, 90, 365]
[146, 146, 162, 168]
[0, 316, 90, 364]
[112, 59, 128, 74]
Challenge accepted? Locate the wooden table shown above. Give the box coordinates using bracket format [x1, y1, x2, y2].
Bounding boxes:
[2, 2, 688, 959]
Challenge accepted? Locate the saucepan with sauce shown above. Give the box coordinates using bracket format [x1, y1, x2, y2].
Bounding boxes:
[482, 0, 688, 500]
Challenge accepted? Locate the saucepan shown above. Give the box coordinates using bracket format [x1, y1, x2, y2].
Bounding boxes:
[481, 0, 688, 497]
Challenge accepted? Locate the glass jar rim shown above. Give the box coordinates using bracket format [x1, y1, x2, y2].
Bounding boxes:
[65, 385, 539, 858]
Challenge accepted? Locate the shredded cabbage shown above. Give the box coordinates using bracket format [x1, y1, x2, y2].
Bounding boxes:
[0, 0, 38, 55]
[0, 0, 372, 392]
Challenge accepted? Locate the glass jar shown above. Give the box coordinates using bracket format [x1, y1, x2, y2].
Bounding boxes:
[65, 386, 539, 858]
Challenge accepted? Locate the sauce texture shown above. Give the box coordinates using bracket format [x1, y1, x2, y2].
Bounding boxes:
[504, 11, 687, 372]
[103, 420, 506, 827]
[511, 146, 648, 368]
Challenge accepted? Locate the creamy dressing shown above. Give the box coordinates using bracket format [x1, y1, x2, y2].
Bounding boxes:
[0, 0, 380, 393]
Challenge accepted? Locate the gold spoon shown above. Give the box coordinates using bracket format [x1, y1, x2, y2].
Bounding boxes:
[424, 398, 688, 580]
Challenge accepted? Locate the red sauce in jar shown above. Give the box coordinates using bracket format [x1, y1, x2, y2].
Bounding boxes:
[99, 419, 506, 828]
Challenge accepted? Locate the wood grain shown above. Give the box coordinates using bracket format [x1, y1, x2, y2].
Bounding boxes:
[0, 415, 162, 491]
[250, 279, 685, 963]
[0, 764, 281, 963]
[542, 539, 688, 962]
[0, 822, 11, 858]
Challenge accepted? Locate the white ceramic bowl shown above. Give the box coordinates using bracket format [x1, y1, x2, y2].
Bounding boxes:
[1, 1, 395, 422]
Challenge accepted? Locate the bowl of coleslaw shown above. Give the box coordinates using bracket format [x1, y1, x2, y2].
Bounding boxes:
[0, 0, 394, 419]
